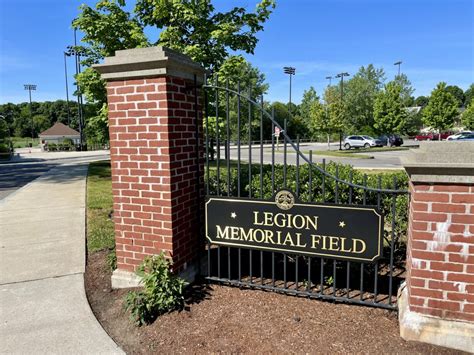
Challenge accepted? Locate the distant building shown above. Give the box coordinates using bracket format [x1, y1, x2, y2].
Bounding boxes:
[39, 122, 80, 145]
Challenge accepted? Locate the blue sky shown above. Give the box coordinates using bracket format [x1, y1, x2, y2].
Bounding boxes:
[0, 0, 473, 104]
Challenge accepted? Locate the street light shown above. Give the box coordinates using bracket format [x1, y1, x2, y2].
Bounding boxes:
[24, 84, 37, 143]
[325, 76, 333, 86]
[394, 61, 402, 77]
[283, 66, 296, 123]
[335, 72, 350, 150]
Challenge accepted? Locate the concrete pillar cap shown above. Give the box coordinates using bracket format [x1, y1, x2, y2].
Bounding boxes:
[93, 46, 206, 83]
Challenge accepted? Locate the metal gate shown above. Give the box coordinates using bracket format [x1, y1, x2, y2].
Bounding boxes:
[201, 76, 409, 310]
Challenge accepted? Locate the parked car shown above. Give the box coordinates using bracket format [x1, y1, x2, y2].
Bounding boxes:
[343, 135, 380, 149]
[446, 131, 472, 140]
[377, 134, 404, 147]
[414, 132, 452, 141]
[456, 133, 474, 141]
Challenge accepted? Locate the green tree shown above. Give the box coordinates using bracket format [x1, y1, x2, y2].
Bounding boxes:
[423, 82, 458, 137]
[463, 84, 474, 107]
[373, 82, 407, 134]
[343, 64, 385, 132]
[393, 73, 415, 106]
[74, 0, 275, 105]
[297, 87, 319, 134]
[0, 117, 9, 140]
[461, 98, 474, 130]
[414, 96, 429, 107]
[445, 85, 465, 107]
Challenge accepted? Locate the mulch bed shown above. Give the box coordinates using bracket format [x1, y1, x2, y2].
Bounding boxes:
[85, 250, 458, 354]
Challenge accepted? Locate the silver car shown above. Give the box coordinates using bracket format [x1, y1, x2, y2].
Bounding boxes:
[344, 135, 378, 149]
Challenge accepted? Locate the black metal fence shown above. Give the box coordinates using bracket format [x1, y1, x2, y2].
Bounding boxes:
[202, 76, 409, 310]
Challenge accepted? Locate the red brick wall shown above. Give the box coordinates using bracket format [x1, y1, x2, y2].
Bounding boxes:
[106, 76, 202, 273]
[407, 181, 474, 322]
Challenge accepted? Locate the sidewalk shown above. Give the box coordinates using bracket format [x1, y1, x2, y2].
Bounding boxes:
[0, 163, 123, 354]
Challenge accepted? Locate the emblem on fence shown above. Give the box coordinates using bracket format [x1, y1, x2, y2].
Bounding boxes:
[275, 190, 295, 210]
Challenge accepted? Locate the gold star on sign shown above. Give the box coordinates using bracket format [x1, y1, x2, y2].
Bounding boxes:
[339, 221, 346, 228]
[231, 212, 237, 219]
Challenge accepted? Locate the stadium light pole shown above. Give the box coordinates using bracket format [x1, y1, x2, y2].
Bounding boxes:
[335, 72, 350, 150]
[63, 52, 71, 126]
[394, 61, 402, 77]
[283, 66, 296, 123]
[325, 76, 333, 86]
[24, 84, 37, 143]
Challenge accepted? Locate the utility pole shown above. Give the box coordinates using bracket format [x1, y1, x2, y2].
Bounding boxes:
[335, 72, 349, 150]
[24, 84, 37, 145]
[283, 66, 296, 125]
[394, 61, 402, 77]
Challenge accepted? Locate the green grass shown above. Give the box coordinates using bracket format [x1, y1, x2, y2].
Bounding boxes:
[87, 160, 115, 252]
[11, 137, 40, 148]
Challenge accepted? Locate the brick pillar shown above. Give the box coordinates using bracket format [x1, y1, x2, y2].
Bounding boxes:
[400, 142, 474, 352]
[93, 47, 205, 287]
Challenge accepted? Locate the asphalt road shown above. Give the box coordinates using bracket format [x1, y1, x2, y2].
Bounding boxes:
[0, 150, 110, 201]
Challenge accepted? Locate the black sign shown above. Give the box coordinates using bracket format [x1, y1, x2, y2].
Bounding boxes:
[205, 190, 384, 263]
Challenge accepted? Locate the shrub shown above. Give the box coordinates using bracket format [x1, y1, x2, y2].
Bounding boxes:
[106, 248, 117, 271]
[48, 143, 57, 151]
[124, 253, 186, 326]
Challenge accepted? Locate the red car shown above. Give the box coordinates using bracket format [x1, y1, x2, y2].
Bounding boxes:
[414, 132, 452, 141]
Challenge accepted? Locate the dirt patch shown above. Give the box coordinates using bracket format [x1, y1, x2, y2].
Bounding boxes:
[85, 250, 458, 354]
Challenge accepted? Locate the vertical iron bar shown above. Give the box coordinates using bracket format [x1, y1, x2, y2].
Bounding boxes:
[237, 82, 241, 197]
[284, 253, 287, 288]
[226, 79, 230, 196]
[215, 75, 220, 196]
[204, 76, 210, 195]
[248, 86, 252, 199]
[360, 263, 365, 300]
[335, 165, 339, 204]
[374, 176, 382, 303]
[193, 74, 201, 276]
[207, 243, 211, 277]
[307, 257, 312, 292]
[346, 261, 351, 298]
[271, 112, 275, 194]
[322, 159, 326, 202]
[363, 174, 367, 205]
[295, 255, 299, 291]
[283, 119, 287, 188]
[348, 170, 353, 204]
[389, 177, 397, 305]
[249, 250, 253, 284]
[309, 151, 313, 202]
[260, 96, 264, 198]
[217, 245, 221, 278]
[320, 258, 324, 295]
[238, 248, 242, 282]
[228, 247, 231, 279]
[260, 251, 264, 285]
[296, 136, 300, 197]
[272, 252, 275, 287]
[333, 260, 337, 296]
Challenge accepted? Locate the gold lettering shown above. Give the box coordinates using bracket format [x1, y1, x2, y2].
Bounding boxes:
[274, 213, 286, 228]
[283, 232, 295, 246]
[328, 236, 340, 251]
[295, 233, 307, 247]
[216, 225, 229, 239]
[240, 228, 253, 242]
[292, 215, 305, 229]
[253, 229, 265, 243]
[340, 237, 352, 252]
[253, 211, 263, 226]
[230, 227, 240, 240]
[353, 239, 366, 253]
[311, 234, 321, 249]
[263, 212, 273, 226]
[264, 230, 275, 244]
[305, 216, 318, 230]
